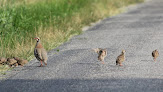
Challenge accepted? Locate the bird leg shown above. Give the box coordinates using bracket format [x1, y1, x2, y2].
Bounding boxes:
[40, 60, 43, 67]
[119, 63, 122, 66]
[154, 58, 156, 61]
[101, 61, 105, 64]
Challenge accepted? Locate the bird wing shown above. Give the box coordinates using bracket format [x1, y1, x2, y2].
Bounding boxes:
[34, 48, 43, 61]
[104, 50, 107, 57]
[156, 51, 159, 56]
[94, 48, 100, 54]
[116, 55, 124, 62]
[116, 56, 120, 62]
[41, 48, 48, 62]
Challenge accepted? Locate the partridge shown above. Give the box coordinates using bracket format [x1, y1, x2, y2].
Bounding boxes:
[34, 37, 48, 67]
[7, 58, 17, 67]
[14, 63, 19, 67]
[13, 57, 28, 66]
[116, 50, 125, 66]
[0, 57, 7, 64]
[93, 48, 107, 64]
[152, 49, 159, 61]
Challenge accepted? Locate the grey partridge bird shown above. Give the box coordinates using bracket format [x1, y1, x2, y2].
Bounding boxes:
[34, 37, 48, 67]
[7, 58, 17, 67]
[93, 48, 107, 64]
[152, 49, 159, 61]
[0, 57, 7, 64]
[116, 50, 125, 66]
[13, 57, 28, 66]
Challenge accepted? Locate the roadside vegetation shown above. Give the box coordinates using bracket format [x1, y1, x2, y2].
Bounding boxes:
[0, 0, 144, 74]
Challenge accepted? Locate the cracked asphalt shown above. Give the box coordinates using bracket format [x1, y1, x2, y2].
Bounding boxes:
[1, 0, 163, 92]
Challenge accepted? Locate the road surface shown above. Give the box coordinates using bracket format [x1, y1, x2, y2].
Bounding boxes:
[1, 0, 163, 92]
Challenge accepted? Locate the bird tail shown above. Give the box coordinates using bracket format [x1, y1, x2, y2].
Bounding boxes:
[43, 59, 47, 65]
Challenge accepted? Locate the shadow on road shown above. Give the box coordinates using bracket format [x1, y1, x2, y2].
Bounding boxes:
[0, 78, 163, 92]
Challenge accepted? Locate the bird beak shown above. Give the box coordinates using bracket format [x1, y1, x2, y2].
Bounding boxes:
[34, 38, 38, 39]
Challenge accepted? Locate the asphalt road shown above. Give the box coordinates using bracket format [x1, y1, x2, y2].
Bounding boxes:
[1, 0, 163, 92]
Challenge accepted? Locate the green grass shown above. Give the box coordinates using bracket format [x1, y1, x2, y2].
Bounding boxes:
[0, 0, 144, 74]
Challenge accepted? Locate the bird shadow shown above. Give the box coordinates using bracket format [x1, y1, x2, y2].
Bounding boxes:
[0, 78, 163, 92]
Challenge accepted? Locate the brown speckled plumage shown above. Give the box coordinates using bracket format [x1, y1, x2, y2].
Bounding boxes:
[14, 63, 19, 67]
[14, 57, 28, 66]
[7, 58, 17, 67]
[0, 57, 7, 64]
[93, 48, 107, 64]
[152, 49, 159, 61]
[116, 50, 125, 66]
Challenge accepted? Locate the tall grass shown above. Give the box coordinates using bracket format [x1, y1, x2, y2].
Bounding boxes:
[0, 0, 144, 60]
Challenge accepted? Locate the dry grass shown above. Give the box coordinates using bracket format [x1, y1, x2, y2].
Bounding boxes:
[0, 64, 10, 75]
[0, 0, 50, 7]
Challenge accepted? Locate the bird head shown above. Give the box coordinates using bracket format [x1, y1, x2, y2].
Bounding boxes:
[34, 37, 40, 42]
[100, 49, 107, 56]
[122, 50, 126, 53]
